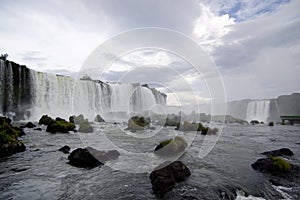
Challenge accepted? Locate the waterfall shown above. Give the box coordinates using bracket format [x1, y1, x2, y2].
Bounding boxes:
[0, 60, 167, 121]
[246, 100, 271, 122]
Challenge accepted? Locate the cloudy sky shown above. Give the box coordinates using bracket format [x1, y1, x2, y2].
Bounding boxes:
[0, 0, 299, 104]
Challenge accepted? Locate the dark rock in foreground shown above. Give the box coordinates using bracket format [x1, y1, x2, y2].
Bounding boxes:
[261, 148, 294, 157]
[58, 145, 71, 154]
[25, 122, 36, 128]
[150, 161, 191, 198]
[0, 117, 26, 157]
[68, 147, 120, 169]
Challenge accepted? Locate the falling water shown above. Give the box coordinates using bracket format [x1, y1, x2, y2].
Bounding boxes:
[0, 60, 167, 121]
[246, 100, 271, 123]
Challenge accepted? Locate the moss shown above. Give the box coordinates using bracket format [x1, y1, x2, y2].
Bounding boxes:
[155, 136, 187, 155]
[272, 157, 291, 172]
[0, 130, 14, 143]
[46, 118, 75, 133]
[126, 116, 150, 131]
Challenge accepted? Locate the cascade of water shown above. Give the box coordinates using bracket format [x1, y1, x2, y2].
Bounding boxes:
[246, 100, 271, 122]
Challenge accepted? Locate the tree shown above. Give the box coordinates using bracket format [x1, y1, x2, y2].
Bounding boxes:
[0, 53, 8, 61]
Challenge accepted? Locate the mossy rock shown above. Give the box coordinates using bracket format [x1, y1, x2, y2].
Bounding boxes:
[272, 157, 291, 172]
[46, 118, 75, 133]
[126, 116, 150, 131]
[0, 116, 26, 157]
[78, 120, 93, 133]
[154, 136, 187, 156]
[164, 117, 180, 127]
[39, 115, 54, 125]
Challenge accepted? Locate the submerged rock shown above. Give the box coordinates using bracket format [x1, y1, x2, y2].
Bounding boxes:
[0, 116, 26, 157]
[150, 161, 191, 198]
[261, 148, 294, 157]
[68, 147, 120, 169]
[25, 122, 36, 128]
[250, 120, 260, 125]
[58, 145, 71, 154]
[94, 114, 105, 122]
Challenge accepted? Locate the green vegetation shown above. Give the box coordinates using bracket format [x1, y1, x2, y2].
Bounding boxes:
[45, 117, 75, 133]
[126, 116, 150, 131]
[154, 136, 187, 156]
[272, 157, 291, 172]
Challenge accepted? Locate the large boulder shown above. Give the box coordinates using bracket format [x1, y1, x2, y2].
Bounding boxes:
[0, 117, 26, 157]
[39, 115, 54, 125]
[154, 136, 187, 156]
[78, 120, 93, 133]
[46, 117, 75, 133]
[150, 161, 191, 198]
[72, 114, 85, 124]
[94, 114, 105, 122]
[261, 148, 294, 157]
[68, 147, 120, 169]
[125, 116, 150, 131]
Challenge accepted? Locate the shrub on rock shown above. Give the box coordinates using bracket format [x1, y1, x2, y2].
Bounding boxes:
[46, 117, 75, 133]
[126, 116, 150, 131]
[39, 115, 54, 125]
[0, 117, 26, 157]
[154, 136, 187, 156]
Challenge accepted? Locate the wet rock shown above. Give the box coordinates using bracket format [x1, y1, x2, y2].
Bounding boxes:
[58, 145, 71, 154]
[72, 114, 85, 124]
[154, 136, 187, 157]
[261, 148, 294, 157]
[68, 147, 120, 169]
[94, 114, 105, 122]
[25, 122, 36, 128]
[34, 128, 42, 131]
[0, 116, 26, 157]
[125, 116, 150, 131]
[150, 161, 191, 198]
[46, 117, 75, 133]
[39, 115, 54, 125]
[250, 120, 259, 125]
[78, 120, 93, 133]
[268, 122, 274, 126]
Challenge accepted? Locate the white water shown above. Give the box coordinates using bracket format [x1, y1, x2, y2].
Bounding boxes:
[29, 71, 166, 121]
[246, 100, 271, 123]
[0, 60, 166, 121]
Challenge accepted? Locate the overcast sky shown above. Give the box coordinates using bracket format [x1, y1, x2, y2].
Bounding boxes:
[0, 0, 299, 103]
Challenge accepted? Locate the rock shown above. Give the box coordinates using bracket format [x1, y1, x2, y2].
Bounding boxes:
[46, 117, 75, 133]
[201, 127, 219, 135]
[68, 147, 120, 169]
[250, 120, 260, 125]
[58, 145, 71, 154]
[268, 122, 274, 126]
[69, 116, 75, 123]
[72, 114, 85, 124]
[34, 128, 42, 131]
[68, 148, 102, 169]
[150, 161, 191, 198]
[252, 157, 291, 173]
[154, 136, 187, 156]
[94, 114, 105, 122]
[25, 122, 36, 128]
[39, 115, 54, 125]
[125, 116, 150, 131]
[0, 116, 26, 157]
[262, 148, 294, 157]
[78, 120, 93, 133]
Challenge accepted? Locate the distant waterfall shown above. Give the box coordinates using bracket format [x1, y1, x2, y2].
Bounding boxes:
[0, 60, 167, 121]
[246, 100, 271, 122]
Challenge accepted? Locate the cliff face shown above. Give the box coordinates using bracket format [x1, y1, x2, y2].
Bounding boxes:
[0, 60, 167, 121]
[276, 93, 300, 116]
